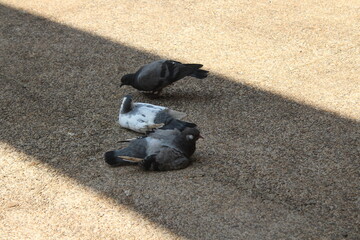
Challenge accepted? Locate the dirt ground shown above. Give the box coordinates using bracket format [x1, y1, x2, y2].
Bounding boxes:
[1, 1, 359, 239]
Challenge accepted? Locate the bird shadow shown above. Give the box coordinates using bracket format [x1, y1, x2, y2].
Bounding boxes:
[129, 85, 215, 102]
[1, 4, 359, 240]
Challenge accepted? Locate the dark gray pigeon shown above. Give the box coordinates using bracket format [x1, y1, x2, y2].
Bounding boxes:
[104, 127, 202, 171]
[120, 60, 208, 94]
[119, 95, 197, 133]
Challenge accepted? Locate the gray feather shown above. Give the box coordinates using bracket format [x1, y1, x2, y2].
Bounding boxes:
[105, 127, 201, 171]
[121, 60, 208, 93]
[104, 138, 148, 166]
[142, 147, 191, 171]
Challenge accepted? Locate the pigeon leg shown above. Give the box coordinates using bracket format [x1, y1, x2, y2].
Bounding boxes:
[138, 123, 164, 133]
[147, 123, 164, 129]
[118, 136, 146, 143]
[139, 154, 157, 170]
[151, 89, 162, 96]
[156, 89, 162, 95]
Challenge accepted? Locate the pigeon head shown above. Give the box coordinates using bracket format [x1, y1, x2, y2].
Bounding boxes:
[120, 74, 135, 87]
[182, 127, 203, 142]
[120, 94, 133, 114]
[173, 127, 202, 158]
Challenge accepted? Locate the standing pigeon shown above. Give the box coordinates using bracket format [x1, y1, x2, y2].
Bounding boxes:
[119, 95, 196, 133]
[104, 127, 202, 171]
[120, 60, 208, 94]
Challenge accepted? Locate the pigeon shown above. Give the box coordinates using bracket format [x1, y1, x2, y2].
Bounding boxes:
[104, 127, 202, 171]
[119, 95, 196, 133]
[120, 60, 208, 94]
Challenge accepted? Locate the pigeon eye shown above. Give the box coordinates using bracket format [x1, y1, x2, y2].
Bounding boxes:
[186, 135, 194, 140]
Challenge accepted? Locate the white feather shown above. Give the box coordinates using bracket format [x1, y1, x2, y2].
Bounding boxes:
[145, 138, 162, 155]
[118, 102, 165, 133]
[118, 96, 186, 133]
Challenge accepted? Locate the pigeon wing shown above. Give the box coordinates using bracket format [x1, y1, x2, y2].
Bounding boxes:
[160, 119, 197, 132]
[149, 146, 191, 171]
[104, 138, 148, 166]
[165, 60, 203, 83]
[134, 60, 166, 91]
[147, 128, 181, 141]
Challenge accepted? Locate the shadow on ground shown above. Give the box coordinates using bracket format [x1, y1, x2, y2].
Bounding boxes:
[1, 5, 359, 239]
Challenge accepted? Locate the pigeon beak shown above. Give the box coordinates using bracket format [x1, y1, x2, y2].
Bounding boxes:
[199, 135, 204, 139]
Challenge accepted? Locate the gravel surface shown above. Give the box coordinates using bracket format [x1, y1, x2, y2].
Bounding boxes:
[1, 1, 359, 239]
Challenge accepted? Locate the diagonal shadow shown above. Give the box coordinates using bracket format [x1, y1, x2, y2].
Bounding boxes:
[1, 5, 359, 239]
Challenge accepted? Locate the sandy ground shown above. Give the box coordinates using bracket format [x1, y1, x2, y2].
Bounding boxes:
[1, 1, 359, 239]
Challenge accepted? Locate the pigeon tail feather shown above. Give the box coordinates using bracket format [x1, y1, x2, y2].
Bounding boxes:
[167, 109, 187, 120]
[104, 151, 138, 167]
[183, 63, 203, 69]
[190, 69, 209, 79]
